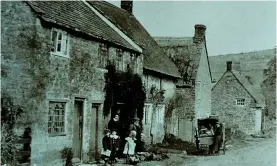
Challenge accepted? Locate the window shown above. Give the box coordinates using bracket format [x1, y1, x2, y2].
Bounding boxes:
[116, 49, 124, 71]
[143, 75, 149, 89]
[130, 54, 137, 73]
[51, 28, 69, 57]
[236, 98, 245, 106]
[99, 43, 109, 68]
[143, 104, 151, 124]
[48, 102, 66, 135]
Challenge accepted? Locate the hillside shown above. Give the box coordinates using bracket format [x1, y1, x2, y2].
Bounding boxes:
[209, 48, 276, 89]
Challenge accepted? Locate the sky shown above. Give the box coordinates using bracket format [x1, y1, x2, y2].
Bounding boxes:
[108, 1, 276, 56]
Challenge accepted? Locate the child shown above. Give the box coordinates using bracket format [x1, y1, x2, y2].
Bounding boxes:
[101, 129, 111, 166]
[110, 129, 120, 164]
[123, 130, 138, 164]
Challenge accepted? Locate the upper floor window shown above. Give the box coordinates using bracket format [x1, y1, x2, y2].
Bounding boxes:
[236, 98, 245, 106]
[143, 75, 149, 89]
[116, 49, 124, 71]
[51, 28, 69, 57]
[99, 43, 109, 68]
[130, 53, 138, 73]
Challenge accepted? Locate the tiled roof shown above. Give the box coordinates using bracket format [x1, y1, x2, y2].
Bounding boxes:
[88, 1, 181, 78]
[25, 1, 138, 52]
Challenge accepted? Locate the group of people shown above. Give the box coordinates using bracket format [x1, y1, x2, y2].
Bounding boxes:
[101, 114, 144, 165]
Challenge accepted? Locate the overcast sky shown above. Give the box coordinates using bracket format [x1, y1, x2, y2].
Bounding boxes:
[108, 1, 276, 56]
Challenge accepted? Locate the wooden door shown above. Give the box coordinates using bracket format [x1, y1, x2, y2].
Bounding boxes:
[89, 104, 101, 161]
[178, 118, 193, 142]
[73, 100, 84, 160]
[255, 108, 262, 134]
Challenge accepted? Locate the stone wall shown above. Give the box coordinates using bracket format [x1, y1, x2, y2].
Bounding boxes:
[195, 43, 212, 119]
[1, 1, 143, 164]
[211, 72, 256, 134]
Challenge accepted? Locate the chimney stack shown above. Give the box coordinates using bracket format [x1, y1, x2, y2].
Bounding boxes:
[121, 0, 133, 14]
[226, 61, 232, 71]
[193, 24, 206, 43]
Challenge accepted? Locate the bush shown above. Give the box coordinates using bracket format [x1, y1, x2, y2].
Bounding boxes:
[60, 147, 73, 159]
[1, 124, 19, 165]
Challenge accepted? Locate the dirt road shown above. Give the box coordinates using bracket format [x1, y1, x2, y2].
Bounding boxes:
[183, 137, 276, 166]
[136, 136, 276, 166]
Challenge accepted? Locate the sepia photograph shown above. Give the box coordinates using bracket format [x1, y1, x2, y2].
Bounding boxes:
[1, 0, 276, 166]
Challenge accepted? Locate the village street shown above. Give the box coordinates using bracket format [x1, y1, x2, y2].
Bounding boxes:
[133, 135, 276, 166]
[183, 137, 276, 166]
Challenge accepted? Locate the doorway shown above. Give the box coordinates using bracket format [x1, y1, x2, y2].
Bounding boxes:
[73, 99, 84, 160]
[254, 108, 262, 134]
[89, 104, 101, 161]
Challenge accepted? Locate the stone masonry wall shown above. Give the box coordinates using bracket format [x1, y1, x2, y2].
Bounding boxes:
[211, 72, 256, 134]
[1, 1, 143, 165]
[195, 43, 212, 119]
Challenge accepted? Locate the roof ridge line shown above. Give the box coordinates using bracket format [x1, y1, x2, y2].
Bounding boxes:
[82, 0, 142, 53]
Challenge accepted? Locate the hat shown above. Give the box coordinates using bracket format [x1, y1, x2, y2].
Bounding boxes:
[111, 128, 117, 132]
[134, 117, 140, 121]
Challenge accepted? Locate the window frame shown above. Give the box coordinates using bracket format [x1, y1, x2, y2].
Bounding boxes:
[98, 43, 109, 69]
[130, 53, 138, 73]
[48, 101, 67, 136]
[50, 28, 70, 58]
[143, 104, 152, 125]
[115, 49, 124, 71]
[235, 98, 246, 106]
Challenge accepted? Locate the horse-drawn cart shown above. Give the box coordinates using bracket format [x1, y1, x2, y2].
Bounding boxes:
[194, 116, 226, 155]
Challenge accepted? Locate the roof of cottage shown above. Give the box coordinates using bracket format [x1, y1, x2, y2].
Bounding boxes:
[154, 36, 213, 82]
[25, 1, 139, 52]
[212, 70, 265, 108]
[88, 1, 181, 78]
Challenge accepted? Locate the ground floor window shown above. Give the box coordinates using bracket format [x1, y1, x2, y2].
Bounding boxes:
[235, 98, 245, 106]
[48, 101, 66, 135]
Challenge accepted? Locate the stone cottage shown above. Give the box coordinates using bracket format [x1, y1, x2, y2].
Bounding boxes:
[211, 61, 265, 135]
[87, 1, 182, 144]
[154, 25, 213, 142]
[1, 1, 144, 165]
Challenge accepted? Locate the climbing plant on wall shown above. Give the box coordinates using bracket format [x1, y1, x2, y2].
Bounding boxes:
[103, 63, 146, 137]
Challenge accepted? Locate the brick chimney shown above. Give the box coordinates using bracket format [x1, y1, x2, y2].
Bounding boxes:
[121, 0, 133, 14]
[226, 61, 232, 71]
[193, 24, 206, 43]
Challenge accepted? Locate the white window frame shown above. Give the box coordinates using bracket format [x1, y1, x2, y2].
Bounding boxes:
[156, 104, 165, 123]
[51, 28, 70, 58]
[99, 43, 109, 68]
[116, 49, 124, 71]
[130, 53, 138, 73]
[48, 101, 67, 136]
[143, 103, 152, 125]
[143, 75, 149, 89]
[236, 98, 246, 106]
